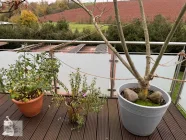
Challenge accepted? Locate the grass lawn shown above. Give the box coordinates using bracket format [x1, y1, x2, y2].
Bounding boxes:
[171, 71, 186, 118]
[69, 23, 108, 32]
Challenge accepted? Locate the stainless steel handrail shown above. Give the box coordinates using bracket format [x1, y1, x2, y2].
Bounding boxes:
[1, 39, 186, 46]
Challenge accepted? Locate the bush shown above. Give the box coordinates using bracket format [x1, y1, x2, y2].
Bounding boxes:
[1, 14, 186, 53]
[56, 20, 69, 31]
[78, 28, 103, 41]
[106, 15, 186, 53]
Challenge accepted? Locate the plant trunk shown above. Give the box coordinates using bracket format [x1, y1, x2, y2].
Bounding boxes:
[67, 106, 77, 123]
[138, 81, 150, 100]
[65, 101, 77, 123]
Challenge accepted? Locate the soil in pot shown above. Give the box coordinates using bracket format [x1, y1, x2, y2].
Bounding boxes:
[121, 88, 166, 107]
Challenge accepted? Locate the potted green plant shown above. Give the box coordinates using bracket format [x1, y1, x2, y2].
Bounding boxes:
[0, 52, 60, 117]
[72, 0, 186, 136]
[53, 70, 105, 129]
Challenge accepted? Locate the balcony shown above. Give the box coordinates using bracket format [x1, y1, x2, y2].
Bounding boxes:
[0, 39, 186, 140]
[0, 95, 185, 140]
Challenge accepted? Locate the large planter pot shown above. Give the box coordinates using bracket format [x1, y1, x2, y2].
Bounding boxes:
[12, 94, 44, 117]
[117, 83, 171, 136]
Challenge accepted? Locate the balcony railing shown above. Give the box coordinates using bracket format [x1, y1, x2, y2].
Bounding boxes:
[0, 39, 185, 112]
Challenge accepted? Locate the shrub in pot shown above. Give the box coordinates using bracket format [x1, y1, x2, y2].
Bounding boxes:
[53, 70, 106, 129]
[0, 52, 60, 117]
[72, 0, 186, 136]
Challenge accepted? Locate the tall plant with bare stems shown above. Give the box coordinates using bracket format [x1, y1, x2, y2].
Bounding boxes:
[72, 0, 186, 100]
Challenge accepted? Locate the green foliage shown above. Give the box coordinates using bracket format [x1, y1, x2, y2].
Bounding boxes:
[53, 69, 106, 128]
[56, 20, 69, 31]
[11, 10, 39, 27]
[148, 15, 171, 41]
[69, 23, 108, 33]
[0, 13, 9, 21]
[0, 21, 73, 42]
[76, 28, 104, 41]
[0, 53, 60, 102]
[106, 15, 186, 53]
[106, 20, 145, 52]
[29, 1, 78, 16]
[1, 15, 186, 53]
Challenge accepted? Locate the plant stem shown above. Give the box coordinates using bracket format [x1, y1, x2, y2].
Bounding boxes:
[148, 3, 186, 80]
[138, 0, 151, 77]
[72, 0, 136, 77]
[113, 0, 144, 84]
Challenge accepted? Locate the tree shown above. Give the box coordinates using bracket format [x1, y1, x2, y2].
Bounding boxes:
[19, 10, 38, 27]
[72, 0, 186, 100]
[9, 14, 20, 23]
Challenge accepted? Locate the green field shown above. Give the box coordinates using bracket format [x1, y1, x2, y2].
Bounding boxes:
[69, 23, 108, 32]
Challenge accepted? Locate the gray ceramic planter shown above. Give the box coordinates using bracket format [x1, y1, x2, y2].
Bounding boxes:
[117, 83, 171, 136]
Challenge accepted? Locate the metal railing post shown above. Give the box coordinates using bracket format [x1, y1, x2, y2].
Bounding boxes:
[175, 67, 186, 105]
[110, 51, 115, 97]
[170, 47, 185, 96]
[109, 45, 118, 97]
[49, 49, 58, 94]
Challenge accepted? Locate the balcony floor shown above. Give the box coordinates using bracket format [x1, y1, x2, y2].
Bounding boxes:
[1, 94, 186, 140]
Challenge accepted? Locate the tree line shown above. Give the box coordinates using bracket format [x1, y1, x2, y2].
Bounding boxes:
[0, 0, 80, 21]
[0, 14, 186, 53]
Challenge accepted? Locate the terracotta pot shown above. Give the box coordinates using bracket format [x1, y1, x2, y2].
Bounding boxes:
[12, 94, 44, 117]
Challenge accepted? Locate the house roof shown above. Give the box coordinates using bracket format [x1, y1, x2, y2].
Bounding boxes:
[39, 0, 186, 23]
